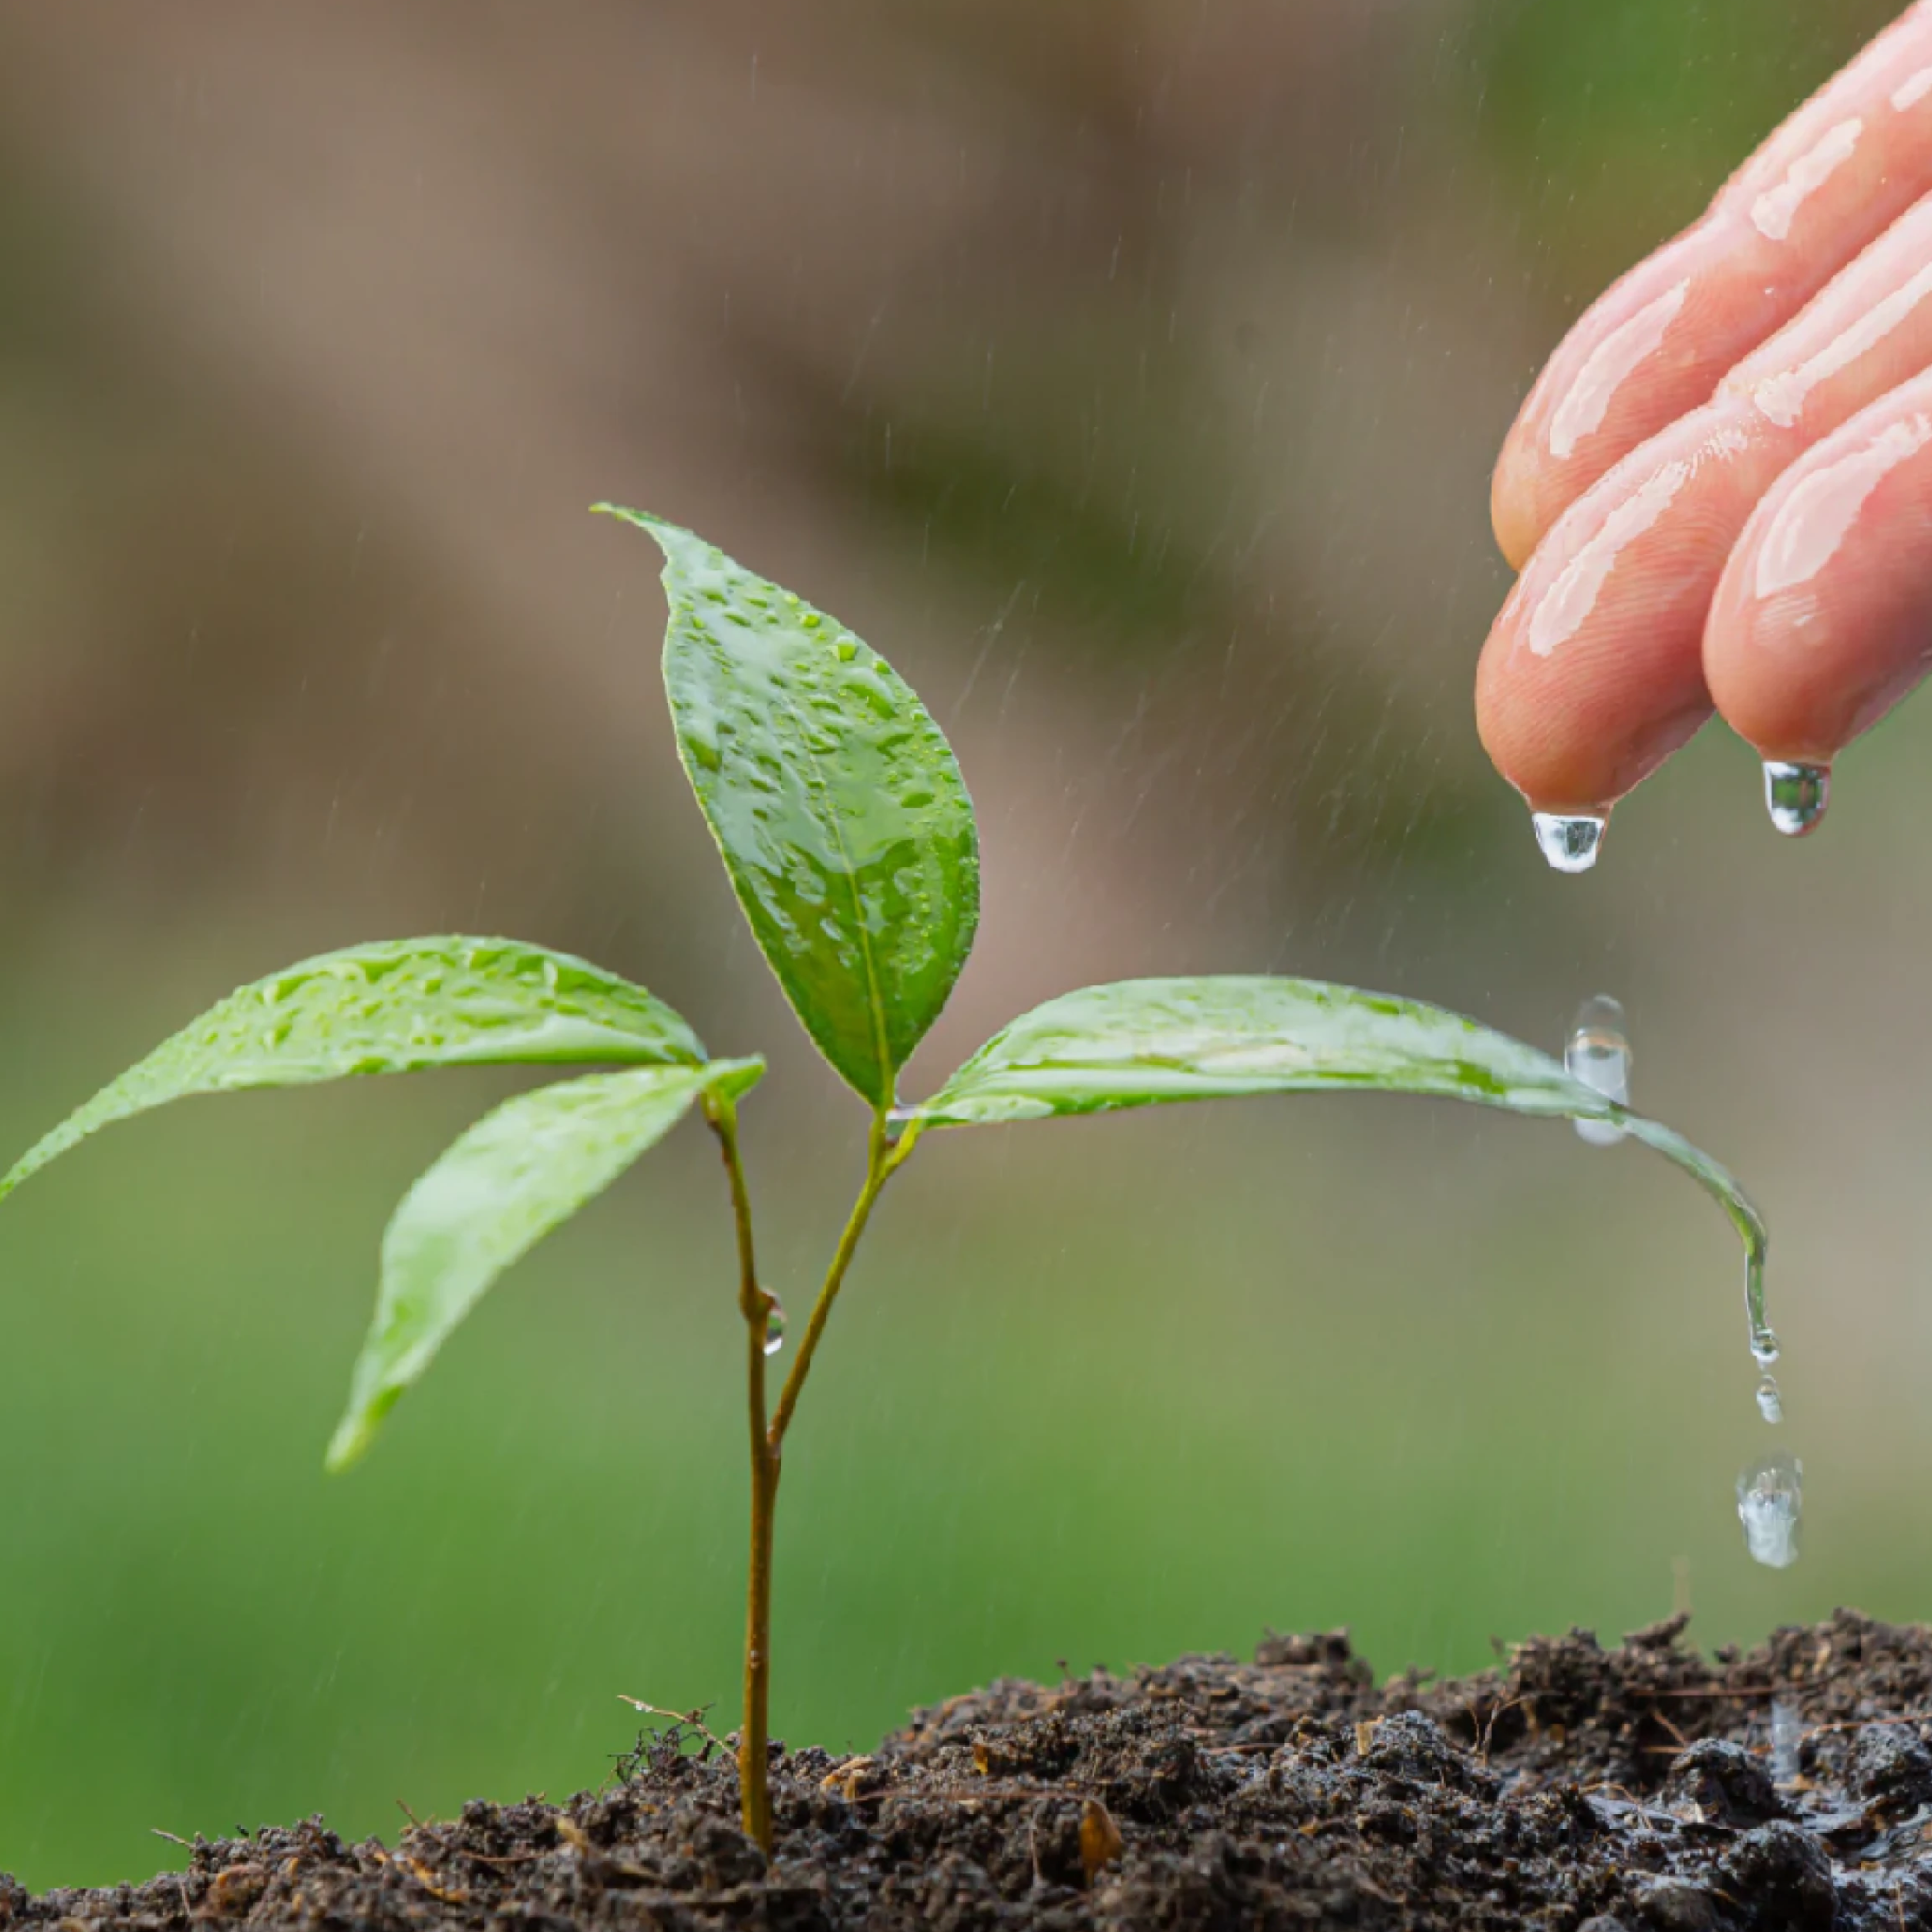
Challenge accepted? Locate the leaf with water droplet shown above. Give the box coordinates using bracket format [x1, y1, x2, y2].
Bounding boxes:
[0, 937, 706, 1200]
[597, 507, 979, 1110]
[911, 976, 1764, 1276]
[327, 1057, 763, 1470]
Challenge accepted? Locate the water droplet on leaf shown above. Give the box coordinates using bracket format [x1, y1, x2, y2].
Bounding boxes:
[1563, 994, 1629, 1146]
[761, 1290, 786, 1357]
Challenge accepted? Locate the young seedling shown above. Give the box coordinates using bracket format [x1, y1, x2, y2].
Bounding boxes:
[0, 512, 1767, 1854]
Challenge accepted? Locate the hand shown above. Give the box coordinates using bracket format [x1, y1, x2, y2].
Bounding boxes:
[1477, 1, 1932, 863]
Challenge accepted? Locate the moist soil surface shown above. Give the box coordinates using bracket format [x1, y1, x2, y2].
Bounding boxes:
[9, 1609, 1932, 1930]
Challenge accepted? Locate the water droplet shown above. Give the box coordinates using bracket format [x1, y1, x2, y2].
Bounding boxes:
[1769, 1699, 1801, 1784]
[1763, 761, 1830, 837]
[1742, 1243, 1778, 1374]
[835, 638, 859, 663]
[1564, 994, 1629, 1146]
[1737, 1449, 1803, 1569]
[1755, 1374, 1784, 1425]
[1531, 810, 1608, 874]
[761, 1290, 786, 1357]
[885, 1103, 917, 1129]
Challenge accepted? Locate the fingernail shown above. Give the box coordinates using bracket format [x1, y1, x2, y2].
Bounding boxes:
[1531, 810, 1609, 874]
[1763, 761, 1830, 837]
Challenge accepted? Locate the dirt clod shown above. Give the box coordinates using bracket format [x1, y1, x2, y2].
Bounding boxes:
[6, 1610, 1932, 1929]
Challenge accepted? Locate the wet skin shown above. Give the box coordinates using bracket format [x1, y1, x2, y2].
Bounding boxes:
[1479, 0, 1932, 825]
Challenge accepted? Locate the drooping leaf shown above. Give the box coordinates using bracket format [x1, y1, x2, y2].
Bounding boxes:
[913, 977, 1763, 1254]
[327, 1057, 764, 1471]
[599, 507, 979, 1110]
[1, 938, 705, 1200]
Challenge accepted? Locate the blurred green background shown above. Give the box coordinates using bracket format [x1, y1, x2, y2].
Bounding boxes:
[1, 0, 1924, 1887]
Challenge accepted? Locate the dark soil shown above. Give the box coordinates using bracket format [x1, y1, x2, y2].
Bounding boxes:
[9, 1610, 1932, 1930]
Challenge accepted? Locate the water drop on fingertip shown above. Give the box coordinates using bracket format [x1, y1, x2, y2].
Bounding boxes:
[1737, 1450, 1802, 1569]
[1763, 761, 1830, 837]
[1564, 995, 1630, 1145]
[1531, 810, 1608, 874]
[761, 1289, 786, 1357]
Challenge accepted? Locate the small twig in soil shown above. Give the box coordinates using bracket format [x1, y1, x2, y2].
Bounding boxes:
[151, 1829, 192, 1848]
[618, 1696, 732, 1758]
[1472, 1694, 1523, 1766]
[1800, 1713, 1932, 1737]
[395, 1798, 426, 1830]
[1584, 1782, 1671, 1837]
[1644, 1684, 1775, 1700]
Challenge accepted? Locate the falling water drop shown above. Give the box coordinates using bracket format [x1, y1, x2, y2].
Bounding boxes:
[1763, 762, 1830, 837]
[1531, 810, 1608, 874]
[1755, 1374, 1784, 1425]
[1564, 995, 1630, 1146]
[1769, 1700, 1802, 1784]
[761, 1289, 787, 1358]
[1737, 1450, 1803, 1569]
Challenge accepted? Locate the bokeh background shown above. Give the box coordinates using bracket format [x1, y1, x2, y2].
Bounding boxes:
[1, 0, 1923, 1887]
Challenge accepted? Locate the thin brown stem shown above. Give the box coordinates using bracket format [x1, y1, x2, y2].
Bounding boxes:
[710, 1105, 920, 1857]
[767, 1116, 912, 1450]
[709, 1102, 776, 1856]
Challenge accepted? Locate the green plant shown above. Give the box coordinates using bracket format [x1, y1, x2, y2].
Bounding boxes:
[0, 512, 1765, 1854]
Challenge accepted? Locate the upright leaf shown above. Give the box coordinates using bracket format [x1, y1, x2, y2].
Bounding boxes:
[1, 938, 705, 1200]
[599, 507, 979, 1109]
[326, 1058, 765, 1470]
[913, 977, 1764, 1255]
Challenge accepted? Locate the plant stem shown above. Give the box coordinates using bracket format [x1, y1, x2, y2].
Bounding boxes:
[767, 1116, 910, 1450]
[711, 1108, 918, 1858]
[709, 1102, 776, 1857]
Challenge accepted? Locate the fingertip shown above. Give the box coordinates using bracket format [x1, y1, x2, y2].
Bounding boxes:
[1490, 447, 1541, 573]
[1705, 374, 1932, 769]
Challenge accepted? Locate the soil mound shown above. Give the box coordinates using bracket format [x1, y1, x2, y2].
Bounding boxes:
[8, 1609, 1931, 1929]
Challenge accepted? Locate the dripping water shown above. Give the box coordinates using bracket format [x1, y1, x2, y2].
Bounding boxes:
[1531, 810, 1608, 874]
[1564, 994, 1629, 1146]
[1737, 1450, 1803, 1569]
[1763, 761, 1830, 838]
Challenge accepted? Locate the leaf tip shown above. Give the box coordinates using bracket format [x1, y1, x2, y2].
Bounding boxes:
[592, 503, 680, 543]
[323, 1400, 389, 1475]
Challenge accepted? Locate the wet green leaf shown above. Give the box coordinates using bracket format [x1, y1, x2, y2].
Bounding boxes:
[913, 977, 1763, 1255]
[327, 1058, 764, 1471]
[600, 507, 979, 1110]
[1, 938, 705, 1200]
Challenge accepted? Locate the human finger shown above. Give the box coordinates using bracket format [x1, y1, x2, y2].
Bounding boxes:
[1492, 1, 1932, 569]
[1477, 398, 1784, 867]
[1705, 367, 1932, 832]
[1480, 186, 1932, 860]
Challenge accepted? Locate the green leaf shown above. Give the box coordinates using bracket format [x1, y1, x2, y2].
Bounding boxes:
[599, 506, 979, 1110]
[1, 937, 706, 1200]
[912, 976, 1764, 1256]
[326, 1058, 763, 1471]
